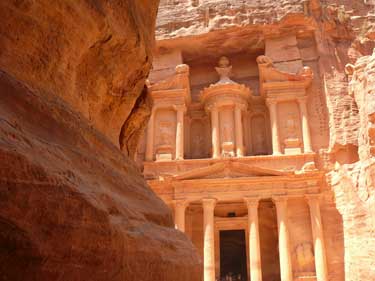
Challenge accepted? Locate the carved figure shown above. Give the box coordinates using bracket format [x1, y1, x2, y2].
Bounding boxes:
[158, 122, 173, 146]
[285, 113, 298, 139]
[192, 135, 204, 157]
[254, 131, 266, 155]
[215, 56, 235, 84]
[222, 123, 233, 142]
[256, 55, 273, 67]
[295, 243, 314, 272]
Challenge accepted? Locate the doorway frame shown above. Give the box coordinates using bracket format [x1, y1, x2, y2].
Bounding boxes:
[214, 216, 250, 281]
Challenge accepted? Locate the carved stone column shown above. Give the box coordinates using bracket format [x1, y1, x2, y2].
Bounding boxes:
[306, 195, 328, 281]
[273, 196, 293, 281]
[297, 97, 313, 153]
[244, 197, 262, 281]
[210, 107, 220, 159]
[175, 105, 185, 160]
[203, 198, 217, 281]
[174, 199, 188, 232]
[267, 100, 281, 155]
[235, 105, 244, 157]
[185, 116, 191, 158]
[145, 109, 155, 161]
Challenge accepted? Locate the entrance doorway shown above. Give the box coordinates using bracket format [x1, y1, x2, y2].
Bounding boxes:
[219, 230, 248, 281]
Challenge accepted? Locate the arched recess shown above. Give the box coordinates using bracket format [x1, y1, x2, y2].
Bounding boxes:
[154, 108, 177, 160]
[190, 119, 209, 159]
[250, 114, 269, 156]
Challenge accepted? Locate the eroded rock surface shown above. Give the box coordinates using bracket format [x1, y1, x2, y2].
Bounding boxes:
[0, 0, 158, 146]
[0, 1, 202, 281]
[329, 49, 375, 281]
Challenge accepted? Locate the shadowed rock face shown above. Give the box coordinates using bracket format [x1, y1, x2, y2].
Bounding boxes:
[0, 1, 202, 281]
[0, 0, 157, 146]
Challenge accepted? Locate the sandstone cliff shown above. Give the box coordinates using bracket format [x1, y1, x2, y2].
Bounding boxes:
[329, 49, 375, 281]
[0, 1, 201, 280]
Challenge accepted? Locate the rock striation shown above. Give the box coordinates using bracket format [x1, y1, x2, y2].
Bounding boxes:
[0, 1, 202, 281]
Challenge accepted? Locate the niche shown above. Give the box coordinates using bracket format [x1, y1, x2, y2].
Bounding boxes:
[154, 109, 176, 160]
[251, 114, 268, 155]
[190, 119, 208, 159]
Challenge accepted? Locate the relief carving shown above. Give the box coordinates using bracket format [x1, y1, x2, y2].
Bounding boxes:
[221, 123, 235, 158]
[295, 242, 315, 273]
[158, 121, 174, 146]
[156, 121, 175, 160]
[222, 123, 234, 142]
[282, 112, 301, 154]
[251, 115, 268, 155]
[192, 135, 204, 158]
[215, 56, 235, 84]
[284, 113, 299, 140]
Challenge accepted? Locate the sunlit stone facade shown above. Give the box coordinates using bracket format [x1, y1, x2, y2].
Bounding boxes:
[136, 32, 343, 281]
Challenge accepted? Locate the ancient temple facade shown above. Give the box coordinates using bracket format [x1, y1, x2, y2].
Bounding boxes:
[136, 11, 345, 280]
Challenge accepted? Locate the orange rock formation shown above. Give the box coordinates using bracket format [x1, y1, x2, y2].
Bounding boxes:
[0, 1, 201, 281]
[1, 0, 375, 281]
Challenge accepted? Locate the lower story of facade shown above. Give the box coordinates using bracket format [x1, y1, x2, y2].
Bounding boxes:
[146, 156, 345, 281]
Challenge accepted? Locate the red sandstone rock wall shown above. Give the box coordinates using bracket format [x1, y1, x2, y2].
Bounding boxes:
[0, 1, 202, 280]
[329, 49, 375, 281]
[315, 4, 375, 279]
[0, 0, 157, 147]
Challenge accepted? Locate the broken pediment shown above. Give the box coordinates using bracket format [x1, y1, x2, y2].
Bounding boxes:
[256, 55, 313, 98]
[173, 161, 293, 180]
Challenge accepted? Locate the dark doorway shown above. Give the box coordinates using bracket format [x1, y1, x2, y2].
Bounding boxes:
[220, 230, 248, 281]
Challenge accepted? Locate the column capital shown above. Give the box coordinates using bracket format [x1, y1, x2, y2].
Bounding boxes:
[235, 103, 247, 111]
[244, 197, 260, 208]
[305, 194, 321, 205]
[272, 195, 289, 205]
[206, 103, 219, 113]
[173, 198, 189, 208]
[297, 96, 308, 105]
[202, 198, 217, 210]
[173, 104, 187, 113]
[266, 98, 278, 107]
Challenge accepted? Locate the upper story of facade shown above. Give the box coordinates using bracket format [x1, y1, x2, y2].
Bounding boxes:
[136, 2, 331, 180]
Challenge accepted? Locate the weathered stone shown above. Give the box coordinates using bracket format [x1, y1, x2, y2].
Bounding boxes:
[0, 1, 202, 281]
[135, 1, 375, 281]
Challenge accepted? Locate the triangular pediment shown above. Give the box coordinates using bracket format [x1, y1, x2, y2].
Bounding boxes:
[173, 161, 292, 180]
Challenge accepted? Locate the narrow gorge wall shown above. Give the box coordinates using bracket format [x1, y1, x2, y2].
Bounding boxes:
[0, 1, 201, 281]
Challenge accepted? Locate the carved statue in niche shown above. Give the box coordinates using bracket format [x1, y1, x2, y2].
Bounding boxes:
[191, 120, 206, 159]
[283, 113, 301, 148]
[295, 242, 315, 273]
[158, 121, 174, 146]
[254, 131, 266, 155]
[222, 123, 234, 142]
[155, 121, 174, 161]
[285, 113, 298, 138]
[192, 135, 204, 158]
[215, 56, 235, 84]
[251, 115, 268, 155]
[221, 122, 235, 157]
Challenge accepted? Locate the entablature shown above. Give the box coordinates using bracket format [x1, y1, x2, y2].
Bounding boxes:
[147, 169, 324, 204]
[144, 153, 316, 180]
[148, 63, 192, 106]
[257, 55, 313, 100]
